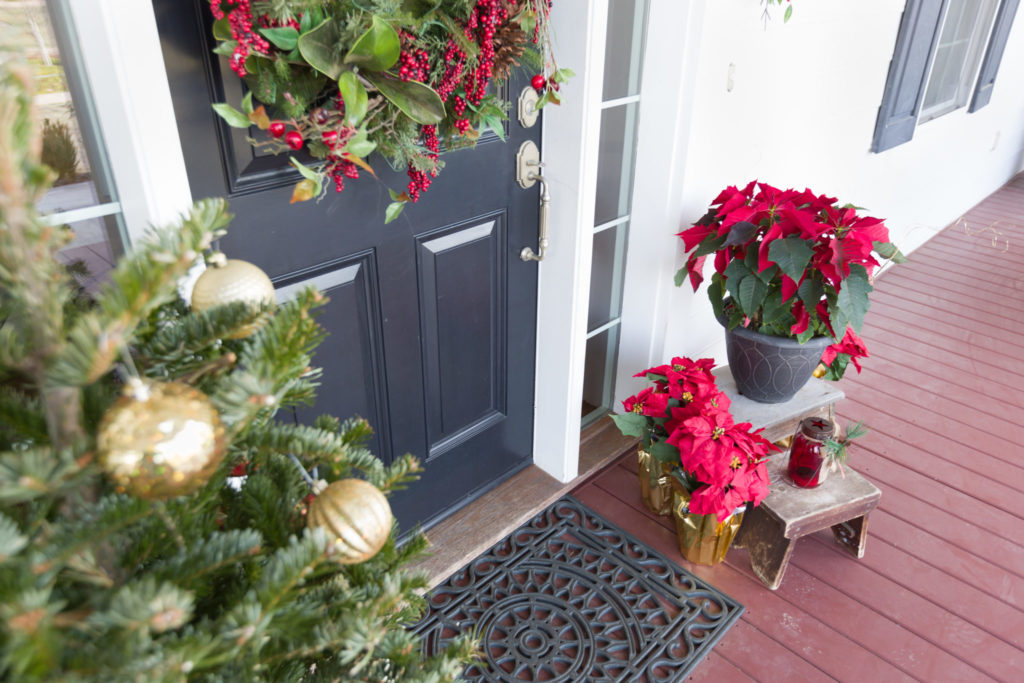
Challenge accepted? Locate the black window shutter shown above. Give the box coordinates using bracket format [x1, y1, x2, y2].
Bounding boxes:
[872, 0, 949, 153]
[969, 0, 1021, 112]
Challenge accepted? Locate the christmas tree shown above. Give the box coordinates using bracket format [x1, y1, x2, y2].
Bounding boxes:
[0, 48, 472, 681]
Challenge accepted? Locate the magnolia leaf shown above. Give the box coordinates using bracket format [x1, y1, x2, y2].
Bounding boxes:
[768, 235, 814, 282]
[363, 72, 444, 124]
[723, 220, 758, 246]
[212, 17, 232, 41]
[298, 19, 345, 80]
[384, 201, 406, 224]
[289, 157, 321, 183]
[610, 412, 647, 438]
[873, 240, 908, 264]
[345, 16, 401, 71]
[650, 439, 680, 465]
[259, 26, 299, 51]
[212, 103, 251, 128]
[337, 71, 369, 126]
[342, 153, 377, 178]
[241, 91, 254, 115]
[290, 178, 318, 203]
[248, 105, 270, 129]
[832, 264, 873, 333]
[737, 274, 768, 318]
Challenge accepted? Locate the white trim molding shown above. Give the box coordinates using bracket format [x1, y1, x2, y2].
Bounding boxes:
[64, 0, 192, 242]
[531, 0, 608, 483]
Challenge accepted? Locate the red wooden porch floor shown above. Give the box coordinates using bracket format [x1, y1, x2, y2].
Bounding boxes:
[571, 175, 1024, 681]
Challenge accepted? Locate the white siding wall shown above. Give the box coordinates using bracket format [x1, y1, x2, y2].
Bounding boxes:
[615, 0, 1024, 405]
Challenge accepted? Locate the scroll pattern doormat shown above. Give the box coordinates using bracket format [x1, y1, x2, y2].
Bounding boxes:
[411, 497, 744, 681]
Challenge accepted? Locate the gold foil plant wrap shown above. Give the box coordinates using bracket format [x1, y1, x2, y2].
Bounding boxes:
[637, 448, 674, 516]
[671, 484, 745, 566]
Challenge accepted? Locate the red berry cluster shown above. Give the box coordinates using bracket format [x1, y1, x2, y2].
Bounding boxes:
[398, 34, 430, 83]
[461, 0, 510, 105]
[209, 0, 270, 77]
[406, 124, 440, 202]
[435, 40, 467, 102]
[326, 148, 360, 193]
[257, 13, 300, 31]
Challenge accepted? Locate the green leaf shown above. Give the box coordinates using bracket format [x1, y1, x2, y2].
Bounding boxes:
[737, 274, 768, 317]
[784, 4, 794, 22]
[298, 19, 345, 80]
[650, 439, 680, 466]
[873, 240, 908, 264]
[724, 220, 758, 246]
[337, 71, 369, 126]
[402, 0, 443, 16]
[759, 290, 790, 328]
[241, 91, 254, 115]
[708, 274, 726, 321]
[832, 264, 873, 333]
[259, 26, 299, 51]
[552, 67, 575, 83]
[610, 412, 648, 438]
[482, 115, 505, 141]
[212, 40, 238, 56]
[723, 258, 752, 304]
[673, 267, 687, 288]
[289, 157, 320, 183]
[344, 130, 377, 158]
[694, 233, 727, 257]
[211, 103, 252, 128]
[212, 17, 232, 41]
[385, 201, 406, 224]
[767, 236, 814, 282]
[363, 72, 444, 125]
[345, 16, 401, 71]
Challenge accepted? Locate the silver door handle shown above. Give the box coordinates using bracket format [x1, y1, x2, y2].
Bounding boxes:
[517, 140, 549, 262]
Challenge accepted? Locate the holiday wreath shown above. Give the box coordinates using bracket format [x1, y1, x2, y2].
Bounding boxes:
[208, 0, 569, 222]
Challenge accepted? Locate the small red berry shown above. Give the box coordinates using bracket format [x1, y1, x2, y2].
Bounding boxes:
[531, 74, 546, 92]
[322, 130, 338, 148]
[269, 122, 286, 138]
[285, 130, 303, 150]
[311, 107, 329, 125]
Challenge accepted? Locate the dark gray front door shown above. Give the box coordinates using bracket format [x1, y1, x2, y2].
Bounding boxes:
[154, 2, 540, 529]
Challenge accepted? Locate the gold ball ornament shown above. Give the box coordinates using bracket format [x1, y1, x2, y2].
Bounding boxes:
[307, 479, 393, 564]
[97, 380, 227, 500]
[191, 253, 275, 339]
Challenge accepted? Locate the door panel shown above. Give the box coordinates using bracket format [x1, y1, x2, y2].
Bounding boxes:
[154, 0, 539, 529]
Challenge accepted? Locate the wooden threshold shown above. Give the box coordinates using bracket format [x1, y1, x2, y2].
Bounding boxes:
[411, 415, 637, 587]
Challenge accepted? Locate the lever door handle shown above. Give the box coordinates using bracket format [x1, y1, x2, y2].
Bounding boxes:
[516, 140, 549, 262]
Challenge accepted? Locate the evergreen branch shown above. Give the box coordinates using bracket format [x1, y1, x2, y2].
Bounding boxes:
[235, 422, 382, 474]
[255, 529, 331, 613]
[0, 512, 27, 562]
[0, 386, 48, 444]
[48, 199, 232, 388]
[149, 529, 263, 589]
[0, 441, 93, 505]
[86, 576, 195, 636]
[379, 452, 422, 492]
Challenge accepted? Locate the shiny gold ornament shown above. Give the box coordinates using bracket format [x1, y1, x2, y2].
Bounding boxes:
[812, 362, 828, 378]
[307, 479, 393, 564]
[97, 379, 227, 500]
[191, 253, 275, 339]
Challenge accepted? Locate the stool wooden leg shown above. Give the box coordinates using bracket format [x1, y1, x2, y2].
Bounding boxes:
[740, 507, 795, 590]
[831, 515, 869, 558]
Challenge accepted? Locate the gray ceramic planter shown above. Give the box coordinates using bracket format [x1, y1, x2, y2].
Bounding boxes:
[720, 320, 832, 404]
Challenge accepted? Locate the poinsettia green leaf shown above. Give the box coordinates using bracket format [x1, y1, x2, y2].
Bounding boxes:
[796, 327, 816, 344]
[873, 240, 908, 264]
[345, 16, 401, 71]
[723, 220, 758, 246]
[832, 264, 873, 333]
[259, 26, 300, 51]
[768, 235, 814, 282]
[708, 276, 726, 321]
[693, 233, 727, 258]
[337, 72, 369, 126]
[797, 276, 824, 312]
[385, 201, 406, 224]
[212, 103, 251, 128]
[650, 439, 680, 465]
[298, 19, 345, 80]
[759, 290, 789, 328]
[723, 258, 751, 303]
[610, 412, 648, 438]
[737, 274, 768, 318]
[212, 17, 232, 41]
[673, 267, 687, 288]
[755, 263, 779, 284]
[363, 72, 444, 124]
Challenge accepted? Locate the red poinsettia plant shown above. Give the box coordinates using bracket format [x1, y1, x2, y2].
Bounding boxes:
[676, 180, 905, 380]
[612, 356, 776, 522]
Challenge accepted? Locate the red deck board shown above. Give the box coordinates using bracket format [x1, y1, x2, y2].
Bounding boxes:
[570, 175, 1024, 679]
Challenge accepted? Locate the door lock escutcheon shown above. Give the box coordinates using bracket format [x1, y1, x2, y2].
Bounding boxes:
[517, 140, 549, 262]
[518, 87, 540, 128]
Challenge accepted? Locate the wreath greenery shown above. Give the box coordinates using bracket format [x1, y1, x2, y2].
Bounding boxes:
[208, 0, 569, 222]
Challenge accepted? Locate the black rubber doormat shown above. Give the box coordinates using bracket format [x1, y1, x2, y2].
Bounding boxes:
[411, 496, 744, 681]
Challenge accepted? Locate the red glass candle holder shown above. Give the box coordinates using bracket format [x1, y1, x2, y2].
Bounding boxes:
[787, 417, 835, 488]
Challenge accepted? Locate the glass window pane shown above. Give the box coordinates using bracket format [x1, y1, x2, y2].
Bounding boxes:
[56, 217, 120, 294]
[922, 0, 997, 117]
[594, 102, 640, 226]
[581, 325, 621, 426]
[602, 0, 648, 101]
[587, 223, 629, 331]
